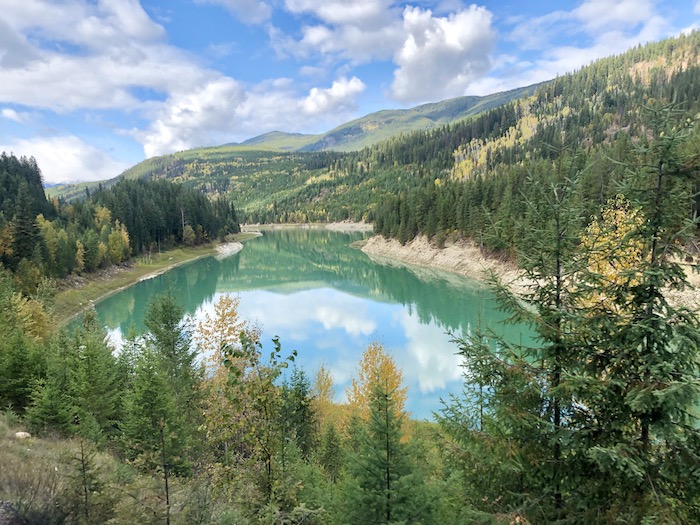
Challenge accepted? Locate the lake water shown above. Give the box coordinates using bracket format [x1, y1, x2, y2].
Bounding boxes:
[91, 229, 532, 419]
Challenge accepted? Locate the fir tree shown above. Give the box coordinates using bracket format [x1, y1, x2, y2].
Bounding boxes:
[346, 383, 431, 524]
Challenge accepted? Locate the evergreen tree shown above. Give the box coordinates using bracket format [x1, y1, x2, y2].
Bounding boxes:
[143, 288, 200, 423]
[346, 383, 431, 524]
[281, 367, 317, 460]
[567, 106, 700, 522]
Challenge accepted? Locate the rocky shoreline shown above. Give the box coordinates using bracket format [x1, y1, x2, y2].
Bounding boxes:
[360, 234, 700, 310]
[361, 235, 526, 290]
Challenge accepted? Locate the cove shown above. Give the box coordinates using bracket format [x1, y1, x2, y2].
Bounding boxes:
[90, 229, 533, 419]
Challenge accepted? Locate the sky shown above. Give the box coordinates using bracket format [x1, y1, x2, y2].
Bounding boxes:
[0, 0, 698, 184]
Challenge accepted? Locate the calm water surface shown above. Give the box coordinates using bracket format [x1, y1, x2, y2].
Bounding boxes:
[91, 229, 532, 419]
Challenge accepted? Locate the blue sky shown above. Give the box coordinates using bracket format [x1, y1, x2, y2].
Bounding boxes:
[0, 0, 698, 184]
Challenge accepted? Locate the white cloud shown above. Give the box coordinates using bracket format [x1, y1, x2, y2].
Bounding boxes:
[285, 0, 393, 27]
[300, 77, 365, 115]
[140, 75, 367, 156]
[196, 0, 272, 24]
[572, 0, 654, 33]
[695, 1, 700, 15]
[0, 136, 130, 184]
[0, 19, 40, 68]
[274, 0, 404, 62]
[1, 108, 31, 123]
[0, 1, 211, 112]
[139, 77, 247, 157]
[391, 5, 495, 104]
[1, 0, 164, 50]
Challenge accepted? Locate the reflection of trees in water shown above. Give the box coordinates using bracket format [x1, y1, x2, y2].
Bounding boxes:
[90, 258, 220, 334]
[83, 229, 532, 346]
[218, 230, 531, 344]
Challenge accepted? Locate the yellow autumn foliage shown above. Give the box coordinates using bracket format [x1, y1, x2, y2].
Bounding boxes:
[197, 294, 260, 447]
[346, 341, 407, 421]
[578, 195, 647, 317]
[10, 293, 51, 342]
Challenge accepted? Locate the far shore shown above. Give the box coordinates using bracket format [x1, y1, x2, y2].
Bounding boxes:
[242, 221, 374, 233]
[53, 238, 251, 327]
[361, 235, 528, 293]
[360, 234, 700, 310]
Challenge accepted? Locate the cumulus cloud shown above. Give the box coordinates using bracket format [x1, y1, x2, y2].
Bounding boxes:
[276, 0, 404, 62]
[0, 1, 209, 112]
[1, 108, 31, 123]
[139, 78, 247, 157]
[140, 74, 367, 157]
[0, 19, 40, 68]
[299, 77, 365, 115]
[0, 136, 130, 184]
[1, 0, 164, 50]
[391, 5, 495, 104]
[196, 0, 272, 24]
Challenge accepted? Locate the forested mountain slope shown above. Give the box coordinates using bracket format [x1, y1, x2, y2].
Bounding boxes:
[53, 31, 700, 252]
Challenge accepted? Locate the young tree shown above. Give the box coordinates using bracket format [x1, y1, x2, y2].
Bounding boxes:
[345, 383, 431, 524]
[441, 157, 588, 521]
[143, 288, 201, 430]
[346, 342, 407, 422]
[281, 367, 317, 461]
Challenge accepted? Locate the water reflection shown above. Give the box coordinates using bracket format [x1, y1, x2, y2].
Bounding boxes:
[90, 229, 533, 419]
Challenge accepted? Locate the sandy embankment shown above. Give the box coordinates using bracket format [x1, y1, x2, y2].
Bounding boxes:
[242, 222, 374, 233]
[361, 235, 700, 309]
[215, 241, 244, 259]
[361, 235, 526, 291]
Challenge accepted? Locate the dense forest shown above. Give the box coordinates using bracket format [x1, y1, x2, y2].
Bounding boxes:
[1, 32, 700, 524]
[0, 154, 239, 296]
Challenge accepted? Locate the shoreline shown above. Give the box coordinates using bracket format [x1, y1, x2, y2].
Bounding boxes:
[361, 234, 700, 310]
[54, 240, 246, 327]
[361, 234, 527, 292]
[242, 221, 374, 233]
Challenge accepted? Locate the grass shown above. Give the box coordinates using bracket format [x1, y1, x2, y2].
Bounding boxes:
[53, 233, 256, 327]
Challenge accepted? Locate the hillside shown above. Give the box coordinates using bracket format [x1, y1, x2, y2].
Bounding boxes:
[50, 32, 700, 239]
[230, 84, 540, 152]
[48, 84, 537, 202]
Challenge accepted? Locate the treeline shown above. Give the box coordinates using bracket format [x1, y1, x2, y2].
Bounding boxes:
[0, 155, 239, 295]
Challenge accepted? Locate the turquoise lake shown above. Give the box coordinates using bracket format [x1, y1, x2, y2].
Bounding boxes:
[90, 228, 533, 419]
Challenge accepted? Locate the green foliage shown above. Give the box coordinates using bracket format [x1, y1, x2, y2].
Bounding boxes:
[441, 106, 700, 524]
[345, 384, 432, 524]
[280, 367, 318, 461]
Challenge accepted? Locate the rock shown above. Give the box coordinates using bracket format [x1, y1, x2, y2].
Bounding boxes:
[13, 432, 31, 440]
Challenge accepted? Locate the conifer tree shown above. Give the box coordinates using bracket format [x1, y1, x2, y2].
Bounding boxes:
[567, 106, 700, 522]
[143, 288, 201, 440]
[346, 383, 431, 524]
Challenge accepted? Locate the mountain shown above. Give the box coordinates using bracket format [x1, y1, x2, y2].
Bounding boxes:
[225, 84, 539, 153]
[51, 31, 700, 240]
[49, 84, 538, 202]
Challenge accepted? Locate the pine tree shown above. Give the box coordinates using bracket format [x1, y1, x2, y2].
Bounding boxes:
[346, 383, 431, 524]
[281, 367, 317, 461]
[143, 288, 201, 437]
